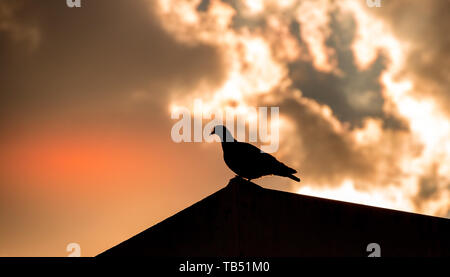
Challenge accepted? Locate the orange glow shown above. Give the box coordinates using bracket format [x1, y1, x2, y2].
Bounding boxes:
[0, 128, 170, 192]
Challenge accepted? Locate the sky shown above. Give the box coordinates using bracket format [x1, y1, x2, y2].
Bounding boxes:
[0, 0, 449, 256]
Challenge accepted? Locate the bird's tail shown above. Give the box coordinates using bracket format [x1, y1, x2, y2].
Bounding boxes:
[287, 174, 300, 182]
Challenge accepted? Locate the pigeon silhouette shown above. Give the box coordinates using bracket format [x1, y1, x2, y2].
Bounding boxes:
[210, 125, 300, 182]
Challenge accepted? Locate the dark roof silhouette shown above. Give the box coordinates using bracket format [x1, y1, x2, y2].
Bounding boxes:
[99, 177, 450, 257]
[211, 125, 300, 182]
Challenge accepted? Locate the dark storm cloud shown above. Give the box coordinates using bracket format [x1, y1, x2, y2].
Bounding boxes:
[368, 0, 450, 115]
[277, 96, 376, 186]
[286, 9, 407, 130]
[416, 170, 439, 203]
[414, 163, 450, 210]
[0, 0, 225, 124]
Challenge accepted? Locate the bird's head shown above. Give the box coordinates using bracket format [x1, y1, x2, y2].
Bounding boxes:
[210, 125, 235, 142]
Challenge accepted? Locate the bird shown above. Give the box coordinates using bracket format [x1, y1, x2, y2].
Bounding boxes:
[210, 125, 300, 182]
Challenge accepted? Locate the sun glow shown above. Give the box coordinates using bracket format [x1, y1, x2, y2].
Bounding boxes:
[297, 179, 414, 212]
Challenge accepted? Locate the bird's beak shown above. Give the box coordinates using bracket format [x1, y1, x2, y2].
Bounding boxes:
[210, 129, 215, 135]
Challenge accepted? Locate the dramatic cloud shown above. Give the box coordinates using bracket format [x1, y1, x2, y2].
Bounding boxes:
[156, 0, 449, 217]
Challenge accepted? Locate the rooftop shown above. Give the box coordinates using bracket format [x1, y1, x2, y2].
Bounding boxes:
[99, 177, 450, 257]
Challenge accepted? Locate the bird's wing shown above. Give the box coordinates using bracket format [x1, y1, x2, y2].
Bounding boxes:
[236, 142, 297, 174]
[260, 152, 297, 174]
